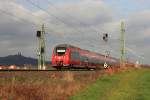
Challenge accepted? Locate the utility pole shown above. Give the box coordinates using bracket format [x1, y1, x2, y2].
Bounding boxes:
[37, 24, 46, 70]
[102, 33, 109, 68]
[120, 21, 126, 67]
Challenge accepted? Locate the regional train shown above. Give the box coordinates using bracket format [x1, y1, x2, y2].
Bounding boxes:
[51, 44, 133, 70]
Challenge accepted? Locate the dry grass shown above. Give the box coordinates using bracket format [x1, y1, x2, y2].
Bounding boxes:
[0, 70, 104, 100]
[0, 66, 131, 100]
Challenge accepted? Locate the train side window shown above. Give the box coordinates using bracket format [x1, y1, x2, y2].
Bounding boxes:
[80, 56, 84, 61]
[71, 51, 79, 60]
[80, 56, 88, 62]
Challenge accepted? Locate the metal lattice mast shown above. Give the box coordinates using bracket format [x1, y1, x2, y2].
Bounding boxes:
[41, 24, 46, 70]
[37, 33, 41, 70]
[120, 21, 126, 67]
[102, 33, 109, 68]
[37, 24, 46, 70]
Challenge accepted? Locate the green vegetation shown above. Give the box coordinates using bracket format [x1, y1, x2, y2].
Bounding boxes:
[71, 69, 150, 100]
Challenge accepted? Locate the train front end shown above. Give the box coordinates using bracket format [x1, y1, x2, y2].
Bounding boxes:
[52, 45, 70, 69]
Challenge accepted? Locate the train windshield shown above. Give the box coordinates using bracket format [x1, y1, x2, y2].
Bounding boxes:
[56, 47, 66, 56]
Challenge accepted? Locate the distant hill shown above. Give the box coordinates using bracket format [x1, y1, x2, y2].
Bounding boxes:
[0, 54, 51, 67]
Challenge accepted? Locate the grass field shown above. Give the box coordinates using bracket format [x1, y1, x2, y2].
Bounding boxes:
[71, 68, 150, 100]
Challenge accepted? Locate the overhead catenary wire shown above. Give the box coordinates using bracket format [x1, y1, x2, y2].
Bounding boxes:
[25, 0, 102, 47]
[0, 7, 58, 41]
[111, 37, 148, 63]
[0, 9, 39, 28]
[46, 0, 102, 33]
[25, 0, 85, 34]
[26, 0, 86, 44]
[45, 0, 108, 45]
[0, 5, 98, 49]
[125, 47, 148, 63]
[100, 42, 148, 64]
[24, 0, 109, 46]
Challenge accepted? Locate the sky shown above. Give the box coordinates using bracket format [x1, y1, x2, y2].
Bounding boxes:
[0, 0, 150, 64]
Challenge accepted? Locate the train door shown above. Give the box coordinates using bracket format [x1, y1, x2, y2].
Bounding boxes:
[70, 50, 80, 67]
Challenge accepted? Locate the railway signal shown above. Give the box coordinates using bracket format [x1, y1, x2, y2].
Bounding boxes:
[103, 33, 108, 42]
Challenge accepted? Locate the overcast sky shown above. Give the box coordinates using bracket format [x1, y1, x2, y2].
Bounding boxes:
[0, 0, 150, 64]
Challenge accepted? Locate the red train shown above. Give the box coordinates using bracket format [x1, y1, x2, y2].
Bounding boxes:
[51, 44, 123, 69]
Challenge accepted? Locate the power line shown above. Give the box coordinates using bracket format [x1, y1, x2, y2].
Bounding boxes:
[0, 8, 56, 36]
[46, 0, 101, 33]
[0, 9, 39, 28]
[126, 47, 148, 63]
[25, 0, 102, 47]
[25, 0, 84, 34]
[25, 0, 109, 48]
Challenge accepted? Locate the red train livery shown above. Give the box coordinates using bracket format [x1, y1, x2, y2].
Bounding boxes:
[51, 44, 121, 69]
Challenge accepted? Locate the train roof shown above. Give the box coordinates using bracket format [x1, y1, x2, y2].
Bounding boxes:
[55, 44, 80, 49]
[55, 44, 92, 52]
[55, 44, 102, 55]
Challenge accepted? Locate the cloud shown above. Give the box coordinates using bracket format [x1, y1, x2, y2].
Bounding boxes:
[0, 0, 149, 64]
[124, 10, 150, 63]
[0, 0, 39, 57]
[33, 0, 116, 56]
[0, 0, 114, 59]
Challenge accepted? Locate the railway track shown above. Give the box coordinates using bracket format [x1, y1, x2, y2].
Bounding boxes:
[0, 68, 101, 72]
